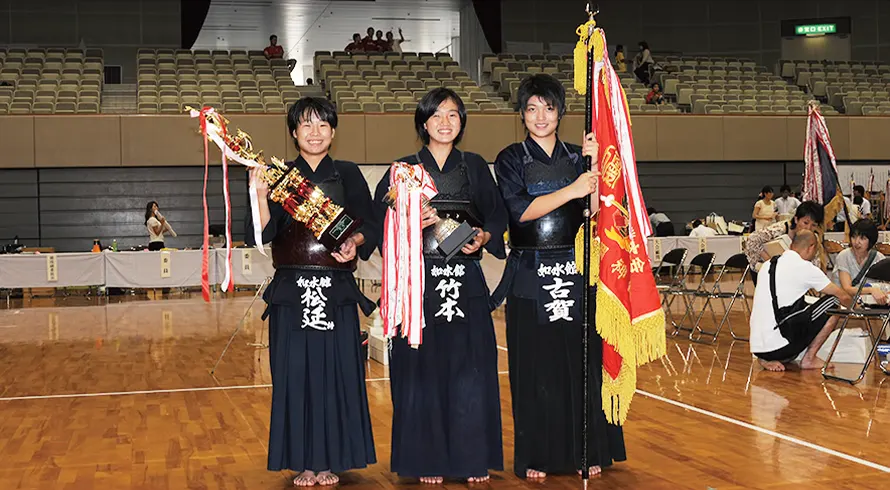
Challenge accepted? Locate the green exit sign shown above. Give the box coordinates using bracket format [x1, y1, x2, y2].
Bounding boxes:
[795, 23, 837, 35]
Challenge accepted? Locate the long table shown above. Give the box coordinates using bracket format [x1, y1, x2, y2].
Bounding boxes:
[0, 232, 855, 290]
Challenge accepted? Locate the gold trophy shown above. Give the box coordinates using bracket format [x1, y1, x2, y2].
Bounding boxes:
[190, 107, 361, 250]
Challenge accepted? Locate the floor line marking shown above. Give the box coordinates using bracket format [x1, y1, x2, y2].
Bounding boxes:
[636, 389, 890, 474]
[0, 373, 509, 401]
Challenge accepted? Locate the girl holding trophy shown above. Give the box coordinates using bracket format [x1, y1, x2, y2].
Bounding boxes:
[372, 88, 508, 484]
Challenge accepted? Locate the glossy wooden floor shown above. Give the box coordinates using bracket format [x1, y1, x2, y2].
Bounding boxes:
[1, 286, 889, 489]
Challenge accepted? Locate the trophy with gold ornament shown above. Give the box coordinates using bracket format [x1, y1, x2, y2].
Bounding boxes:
[382, 161, 478, 262]
[188, 106, 361, 251]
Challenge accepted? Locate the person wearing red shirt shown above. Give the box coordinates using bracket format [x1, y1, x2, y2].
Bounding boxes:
[264, 35, 284, 59]
[361, 27, 380, 52]
[345, 33, 363, 52]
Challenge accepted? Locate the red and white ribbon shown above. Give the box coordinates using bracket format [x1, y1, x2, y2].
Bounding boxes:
[381, 162, 438, 347]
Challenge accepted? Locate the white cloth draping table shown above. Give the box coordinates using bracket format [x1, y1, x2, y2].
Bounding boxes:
[104, 250, 216, 289]
[0, 252, 105, 289]
[215, 248, 276, 286]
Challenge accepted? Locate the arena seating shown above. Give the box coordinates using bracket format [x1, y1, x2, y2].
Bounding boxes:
[780, 59, 890, 115]
[136, 49, 322, 114]
[0, 48, 104, 114]
[314, 51, 512, 113]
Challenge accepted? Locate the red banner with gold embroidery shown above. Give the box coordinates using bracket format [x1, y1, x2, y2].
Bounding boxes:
[575, 26, 666, 426]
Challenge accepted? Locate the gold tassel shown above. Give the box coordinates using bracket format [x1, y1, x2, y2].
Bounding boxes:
[632, 309, 667, 366]
[574, 223, 599, 286]
[573, 20, 596, 94]
[601, 347, 637, 425]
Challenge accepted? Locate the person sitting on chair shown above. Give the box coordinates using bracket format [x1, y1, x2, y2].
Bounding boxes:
[749, 230, 853, 372]
[835, 219, 888, 304]
[689, 219, 717, 238]
[744, 200, 824, 277]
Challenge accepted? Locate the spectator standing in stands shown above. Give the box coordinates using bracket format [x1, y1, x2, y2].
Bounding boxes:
[387, 29, 409, 53]
[264, 34, 284, 60]
[345, 33, 363, 52]
[775, 184, 801, 221]
[646, 82, 665, 105]
[689, 219, 718, 238]
[753, 185, 778, 231]
[614, 45, 626, 72]
[749, 230, 852, 372]
[374, 30, 389, 51]
[305, 78, 313, 85]
[633, 41, 653, 85]
[361, 27, 380, 52]
[372, 88, 507, 484]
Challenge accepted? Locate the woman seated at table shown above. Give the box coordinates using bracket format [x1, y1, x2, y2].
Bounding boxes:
[834, 219, 889, 304]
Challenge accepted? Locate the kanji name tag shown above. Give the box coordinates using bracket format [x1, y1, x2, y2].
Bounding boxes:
[241, 249, 252, 276]
[160, 251, 172, 278]
[46, 254, 58, 282]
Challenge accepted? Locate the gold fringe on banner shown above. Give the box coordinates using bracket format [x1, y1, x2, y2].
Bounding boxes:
[574, 223, 599, 285]
[573, 20, 596, 94]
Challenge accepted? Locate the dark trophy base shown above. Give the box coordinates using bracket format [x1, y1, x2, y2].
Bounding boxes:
[437, 220, 478, 263]
[319, 212, 363, 251]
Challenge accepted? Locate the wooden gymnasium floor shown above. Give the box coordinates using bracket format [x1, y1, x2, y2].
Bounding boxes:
[1, 282, 889, 489]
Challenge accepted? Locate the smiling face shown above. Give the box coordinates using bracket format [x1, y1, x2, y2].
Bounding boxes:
[424, 98, 461, 146]
[522, 95, 559, 140]
[293, 110, 335, 157]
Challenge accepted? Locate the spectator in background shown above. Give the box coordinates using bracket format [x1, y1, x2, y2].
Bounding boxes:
[361, 27, 380, 52]
[775, 184, 801, 221]
[634, 41, 654, 85]
[646, 82, 665, 105]
[614, 45, 626, 72]
[834, 219, 887, 304]
[345, 33, 363, 52]
[375, 30, 389, 51]
[264, 34, 284, 60]
[306, 78, 314, 85]
[743, 200, 824, 278]
[853, 184, 872, 218]
[689, 219, 718, 238]
[753, 185, 777, 231]
[648, 207, 673, 236]
[387, 29, 408, 53]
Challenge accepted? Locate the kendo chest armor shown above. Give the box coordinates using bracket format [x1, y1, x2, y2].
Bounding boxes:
[421, 153, 484, 260]
[508, 142, 584, 250]
[272, 165, 357, 271]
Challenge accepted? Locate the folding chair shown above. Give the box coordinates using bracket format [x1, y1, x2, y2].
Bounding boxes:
[654, 247, 688, 300]
[689, 253, 751, 344]
[822, 257, 890, 384]
[668, 252, 716, 337]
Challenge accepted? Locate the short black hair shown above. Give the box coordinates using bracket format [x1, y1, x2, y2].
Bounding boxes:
[270, 35, 277, 41]
[854, 184, 865, 195]
[851, 219, 879, 249]
[780, 184, 791, 193]
[647, 207, 656, 215]
[692, 219, 703, 228]
[761, 185, 774, 195]
[639, 41, 649, 50]
[306, 78, 313, 85]
[516, 73, 566, 120]
[794, 200, 824, 224]
[615, 44, 623, 51]
[415, 87, 467, 145]
[353, 33, 361, 40]
[287, 97, 338, 147]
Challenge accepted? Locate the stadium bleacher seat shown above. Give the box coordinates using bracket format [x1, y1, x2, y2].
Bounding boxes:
[0, 47, 104, 114]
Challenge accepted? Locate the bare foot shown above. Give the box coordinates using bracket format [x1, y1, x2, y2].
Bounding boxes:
[759, 359, 786, 372]
[293, 471, 317, 487]
[419, 477, 443, 485]
[526, 469, 546, 479]
[468, 474, 490, 483]
[800, 356, 825, 370]
[316, 471, 339, 486]
[578, 466, 602, 477]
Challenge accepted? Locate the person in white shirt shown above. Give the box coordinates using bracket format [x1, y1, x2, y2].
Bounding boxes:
[853, 185, 872, 218]
[749, 230, 853, 372]
[774, 185, 801, 221]
[689, 219, 718, 238]
[145, 201, 176, 251]
[385, 28, 408, 53]
[752, 185, 778, 231]
[833, 195, 860, 231]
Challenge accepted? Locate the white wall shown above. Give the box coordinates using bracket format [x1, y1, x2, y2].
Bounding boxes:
[192, 0, 461, 84]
